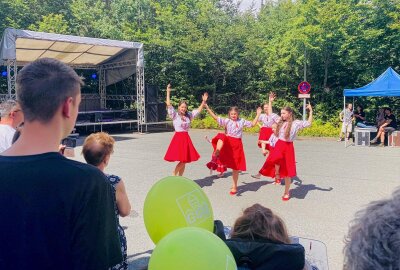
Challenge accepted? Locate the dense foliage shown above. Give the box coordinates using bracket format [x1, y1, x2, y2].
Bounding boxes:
[1, 0, 399, 125]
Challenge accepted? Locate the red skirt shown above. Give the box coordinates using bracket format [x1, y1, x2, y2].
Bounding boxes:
[259, 140, 296, 178]
[219, 136, 246, 171]
[206, 133, 227, 173]
[258, 127, 273, 150]
[164, 132, 200, 163]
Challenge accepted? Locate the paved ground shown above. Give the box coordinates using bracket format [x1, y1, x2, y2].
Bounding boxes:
[72, 129, 400, 270]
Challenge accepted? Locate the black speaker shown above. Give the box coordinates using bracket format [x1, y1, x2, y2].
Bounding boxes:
[146, 102, 166, 122]
[146, 103, 158, 123]
[79, 97, 101, 111]
[146, 84, 159, 103]
[158, 103, 167, 122]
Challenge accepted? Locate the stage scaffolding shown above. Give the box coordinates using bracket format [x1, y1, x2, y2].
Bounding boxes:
[0, 28, 146, 132]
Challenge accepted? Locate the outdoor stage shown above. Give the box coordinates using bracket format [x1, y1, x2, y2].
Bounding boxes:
[70, 129, 400, 270]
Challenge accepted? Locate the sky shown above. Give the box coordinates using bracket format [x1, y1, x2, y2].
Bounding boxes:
[238, 0, 263, 11]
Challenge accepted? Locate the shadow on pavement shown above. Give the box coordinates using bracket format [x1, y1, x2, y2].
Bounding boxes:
[290, 176, 333, 200]
[236, 180, 273, 196]
[194, 172, 232, 188]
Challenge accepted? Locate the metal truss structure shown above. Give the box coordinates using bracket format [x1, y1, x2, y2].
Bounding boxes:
[136, 66, 145, 131]
[4, 60, 145, 131]
[105, 95, 135, 101]
[99, 67, 106, 109]
[0, 94, 8, 101]
[6, 60, 17, 99]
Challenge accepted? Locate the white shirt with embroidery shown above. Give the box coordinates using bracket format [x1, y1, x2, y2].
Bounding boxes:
[259, 113, 280, 128]
[277, 120, 311, 142]
[217, 117, 252, 138]
[268, 133, 278, 147]
[167, 106, 199, 132]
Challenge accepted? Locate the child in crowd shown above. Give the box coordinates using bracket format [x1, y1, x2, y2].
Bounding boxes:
[226, 204, 306, 270]
[259, 104, 313, 201]
[257, 92, 279, 156]
[82, 132, 132, 270]
[205, 104, 261, 195]
[164, 83, 208, 176]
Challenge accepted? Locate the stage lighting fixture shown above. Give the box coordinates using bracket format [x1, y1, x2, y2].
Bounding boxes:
[91, 73, 97, 79]
[1, 71, 7, 77]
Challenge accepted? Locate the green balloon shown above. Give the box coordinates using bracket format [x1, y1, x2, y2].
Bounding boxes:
[149, 227, 237, 270]
[144, 176, 214, 244]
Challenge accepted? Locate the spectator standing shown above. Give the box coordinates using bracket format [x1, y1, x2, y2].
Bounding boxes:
[0, 99, 24, 152]
[0, 58, 122, 270]
[338, 103, 353, 142]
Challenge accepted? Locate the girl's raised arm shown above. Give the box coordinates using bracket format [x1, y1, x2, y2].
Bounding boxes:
[205, 104, 218, 121]
[268, 92, 276, 115]
[251, 107, 262, 127]
[197, 92, 208, 113]
[166, 83, 172, 106]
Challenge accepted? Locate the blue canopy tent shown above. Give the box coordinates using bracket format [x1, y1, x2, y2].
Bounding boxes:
[344, 67, 400, 97]
[343, 67, 400, 146]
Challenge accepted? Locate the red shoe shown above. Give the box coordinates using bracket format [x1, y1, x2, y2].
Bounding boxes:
[229, 189, 237, 195]
[282, 193, 290, 201]
[272, 179, 281, 185]
[272, 174, 281, 185]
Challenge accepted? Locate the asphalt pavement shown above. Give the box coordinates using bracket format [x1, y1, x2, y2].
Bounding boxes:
[72, 129, 400, 270]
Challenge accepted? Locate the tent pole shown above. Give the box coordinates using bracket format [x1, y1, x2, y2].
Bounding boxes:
[344, 95, 346, 148]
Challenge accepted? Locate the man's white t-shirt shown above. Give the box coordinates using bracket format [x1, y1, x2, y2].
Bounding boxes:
[0, 124, 16, 153]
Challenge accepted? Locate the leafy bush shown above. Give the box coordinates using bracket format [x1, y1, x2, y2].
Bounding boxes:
[298, 119, 340, 137]
[191, 115, 220, 129]
[192, 116, 340, 137]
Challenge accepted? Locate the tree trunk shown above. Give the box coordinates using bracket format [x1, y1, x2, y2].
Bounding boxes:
[323, 46, 330, 90]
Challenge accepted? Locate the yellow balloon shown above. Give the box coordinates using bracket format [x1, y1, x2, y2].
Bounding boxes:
[144, 176, 214, 244]
[149, 227, 237, 270]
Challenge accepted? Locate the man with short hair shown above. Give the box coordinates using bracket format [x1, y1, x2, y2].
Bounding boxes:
[0, 99, 24, 152]
[338, 103, 353, 142]
[371, 107, 397, 146]
[0, 58, 122, 269]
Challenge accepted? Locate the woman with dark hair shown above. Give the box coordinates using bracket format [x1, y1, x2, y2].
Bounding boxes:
[354, 105, 367, 128]
[164, 83, 208, 176]
[226, 204, 306, 270]
[257, 93, 279, 156]
[205, 104, 261, 195]
[258, 104, 313, 201]
[371, 107, 397, 146]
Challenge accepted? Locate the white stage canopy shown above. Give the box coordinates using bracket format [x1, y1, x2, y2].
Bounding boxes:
[0, 28, 144, 68]
[0, 28, 146, 126]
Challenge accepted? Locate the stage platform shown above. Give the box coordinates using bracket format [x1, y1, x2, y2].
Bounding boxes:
[75, 109, 137, 132]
